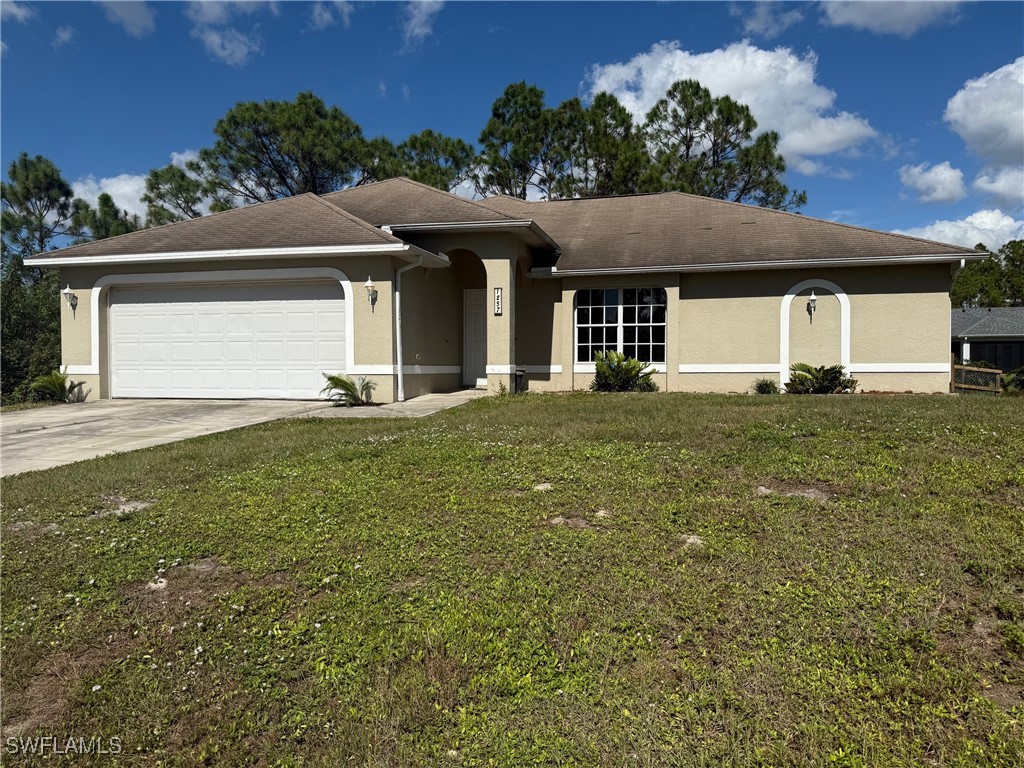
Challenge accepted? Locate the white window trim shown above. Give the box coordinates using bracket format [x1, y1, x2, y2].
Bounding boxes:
[574, 287, 668, 366]
[67, 267, 356, 377]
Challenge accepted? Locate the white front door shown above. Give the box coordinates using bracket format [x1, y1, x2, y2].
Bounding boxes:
[109, 281, 346, 399]
[463, 289, 487, 386]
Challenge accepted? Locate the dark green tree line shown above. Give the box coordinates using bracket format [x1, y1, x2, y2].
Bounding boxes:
[951, 240, 1024, 308]
[1, 154, 138, 402]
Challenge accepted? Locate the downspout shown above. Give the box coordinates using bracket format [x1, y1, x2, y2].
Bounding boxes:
[394, 255, 423, 402]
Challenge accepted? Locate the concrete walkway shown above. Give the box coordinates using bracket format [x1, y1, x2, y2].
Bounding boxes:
[1, 389, 489, 477]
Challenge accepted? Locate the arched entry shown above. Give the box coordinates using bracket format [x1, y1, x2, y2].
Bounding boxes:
[779, 279, 850, 382]
[448, 249, 487, 386]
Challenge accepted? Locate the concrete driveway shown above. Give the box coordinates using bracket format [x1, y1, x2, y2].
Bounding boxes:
[0, 399, 325, 477]
[0, 390, 489, 477]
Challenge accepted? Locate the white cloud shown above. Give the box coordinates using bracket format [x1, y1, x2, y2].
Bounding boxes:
[190, 24, 261, 67]
[585, 40, 877, 176]
[1, 1, 35, 23]
[309, 1, 353, 30]
[401, 0, 443, 49]
[730, 2, 804, 39]
[169, 149, 200, 168]
[894, 209, 1024, 249]
[973, 166, 1024, 209]
[1, 40, 7, 57]
[378, 81, 387, 98]
[99, 1, 156, 38]
[73, 173, 149, 221]
[52, 25, 74, 48]
[402, 83, 411, 100]
[898, 161, 967, 203]
[185, 1, 275, 25]
[820, 1, 961, 37]
[945, 57, 1024, 167]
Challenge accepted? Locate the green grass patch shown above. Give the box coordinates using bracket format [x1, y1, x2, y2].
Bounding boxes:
[2, 393, 1022, 766]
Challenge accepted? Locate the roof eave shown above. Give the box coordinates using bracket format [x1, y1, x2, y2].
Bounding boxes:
[385, 219, 561, 252]
[529, 252, 980, 277]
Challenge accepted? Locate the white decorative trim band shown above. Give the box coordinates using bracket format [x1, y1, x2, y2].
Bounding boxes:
[679, 364, 778, 373]
[573, 363, 667, 374]
[349, 365, 461, 375]
[848, 363, 950, 373]
[485, 365, 516, 374]
[780, 279, 850, 382]
[524, 365, 563, 374]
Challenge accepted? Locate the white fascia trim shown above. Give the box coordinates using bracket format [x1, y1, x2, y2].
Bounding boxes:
[32, 243, 416, 267]
[847, 363, 951, 373]
[780, 279, 850, 383]
[529, 253, 979, 277]
[679, 364, 779, 373]
[69, 267, 357, 377]
[573, 363, 667, 374]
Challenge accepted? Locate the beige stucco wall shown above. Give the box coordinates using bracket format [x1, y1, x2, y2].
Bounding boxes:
[56, 243, 954, 403]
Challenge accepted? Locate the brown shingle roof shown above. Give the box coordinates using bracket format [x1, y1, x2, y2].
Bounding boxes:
[322, 177, 514, 226]
[477, 192, 977, 272]
[29, 193, 403, 261]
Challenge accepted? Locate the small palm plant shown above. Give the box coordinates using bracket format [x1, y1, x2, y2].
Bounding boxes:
[784, 363, 857, 394]
[320, 373, 376, 407]
[590, 350, 659, 392]
[29, 367, 87, 403]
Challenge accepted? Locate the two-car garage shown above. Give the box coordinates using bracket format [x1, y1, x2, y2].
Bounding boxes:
[108, 280, 346, 399]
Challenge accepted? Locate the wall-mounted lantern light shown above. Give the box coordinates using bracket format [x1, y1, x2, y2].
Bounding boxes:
[61, 284, 78, 312]
[806, 291, 817, 321]
[364, 277, 378, 312]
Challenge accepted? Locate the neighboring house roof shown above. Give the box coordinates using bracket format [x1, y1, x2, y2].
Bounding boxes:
[951, 307, 1024, 339]
[477, 192, 979, 273]
[29, 193, 432, 266]
[322, 177, 514, 226]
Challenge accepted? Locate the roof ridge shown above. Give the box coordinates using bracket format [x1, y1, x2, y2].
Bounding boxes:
[307, 193, 402, 243]
[328, 177, 518, 221]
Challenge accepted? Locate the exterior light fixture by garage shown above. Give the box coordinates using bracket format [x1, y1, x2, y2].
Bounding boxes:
[807, 291, 817, 321]
[61, 284, 78, 311]
[364, 277, 378, 312]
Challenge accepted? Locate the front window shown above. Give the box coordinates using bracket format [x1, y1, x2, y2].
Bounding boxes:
[576, 287, 667, 363]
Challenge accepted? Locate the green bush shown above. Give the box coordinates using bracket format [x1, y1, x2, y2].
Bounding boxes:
[320, 373, 376, 407]
[752, 377, 780, 395]
[589, 350, 659, 393]
[28, 367, 86, 403]
[784, 363, 857, 395]
[1002, 366, 1024, 392]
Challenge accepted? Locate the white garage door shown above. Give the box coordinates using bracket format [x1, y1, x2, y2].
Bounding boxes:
[110, 281, 346, 399]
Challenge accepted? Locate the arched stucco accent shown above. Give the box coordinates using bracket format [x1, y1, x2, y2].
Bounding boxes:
[779, 278, 850, 382]
[67, 267, 354, 377]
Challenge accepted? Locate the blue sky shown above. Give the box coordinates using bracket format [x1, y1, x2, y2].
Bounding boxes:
[2, 1, 1022, 248]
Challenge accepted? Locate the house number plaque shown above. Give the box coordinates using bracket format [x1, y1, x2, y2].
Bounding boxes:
[494, 287, 503, 315]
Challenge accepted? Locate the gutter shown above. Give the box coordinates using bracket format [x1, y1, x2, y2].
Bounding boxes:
[528, 252, 984, 277]
[29, 242, 448, 268]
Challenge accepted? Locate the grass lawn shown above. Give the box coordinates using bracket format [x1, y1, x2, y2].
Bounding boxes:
[1, 393, 1022, 766]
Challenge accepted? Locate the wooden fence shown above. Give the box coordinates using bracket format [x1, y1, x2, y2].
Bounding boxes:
[951, 360, 1003, 395]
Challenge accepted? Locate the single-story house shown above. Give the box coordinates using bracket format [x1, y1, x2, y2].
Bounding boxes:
[30, 177, 982, 402]
[952, 307, 1024, 371]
